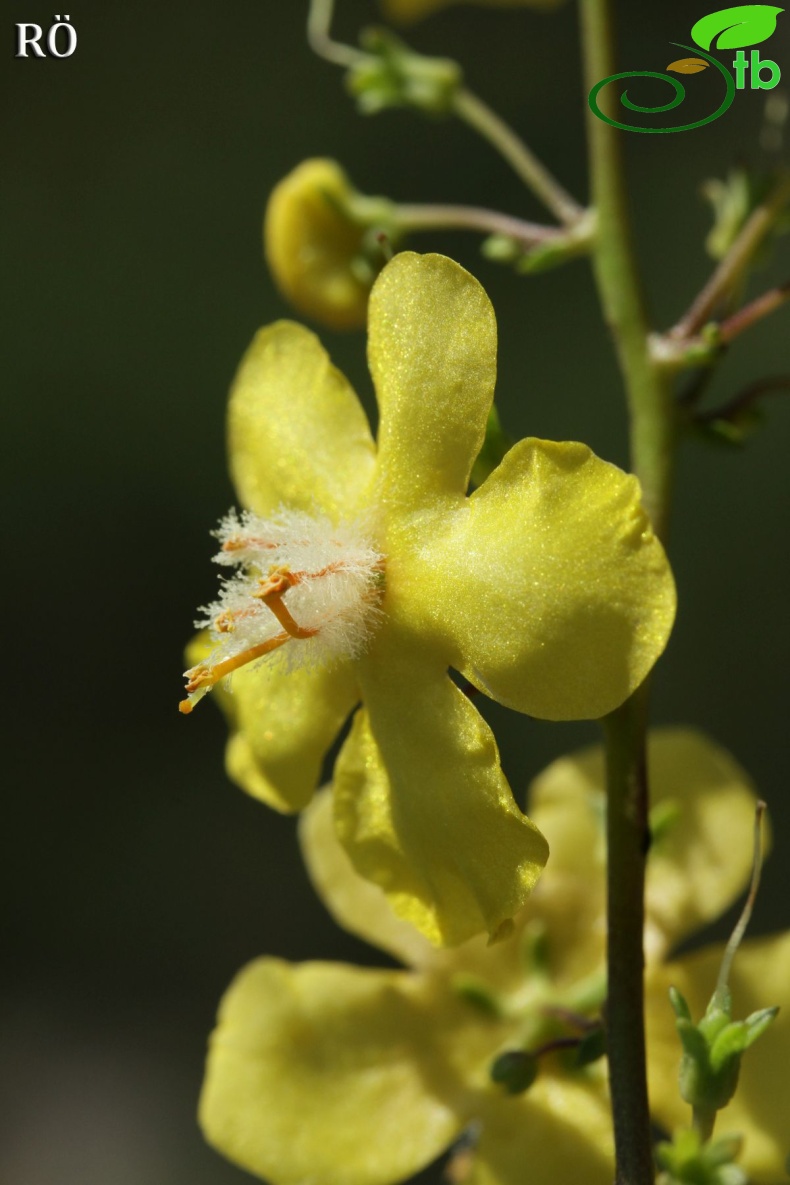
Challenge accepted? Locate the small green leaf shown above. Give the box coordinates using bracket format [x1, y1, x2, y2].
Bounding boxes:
[710, 1020, 750, 1069]
[691, 5, 784, 51]
[452, 973, 503, 1018]
[676, 1016, 709, 1061]
[669, 985, 692, 1021]
[742, 1004, 779, 1045]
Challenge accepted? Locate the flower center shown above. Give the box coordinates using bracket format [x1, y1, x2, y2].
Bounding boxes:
[179, 508, 385, 714]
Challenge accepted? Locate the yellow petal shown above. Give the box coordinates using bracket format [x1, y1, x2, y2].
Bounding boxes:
[228, 320, 376, 519]
[203, 637, 358, 812]
[525, 728, 761, 977]
[646, 933, 790, 1182]
[406, 438, 675, 720]
[265, 159, 375, 331]
[527, 728, 763, 966]
[334, 633, 549, 946]
[468, 1076, 614, 1185]
[299, 786, 438, 969]
[642, 729, 763, 959]
[200, 958, 470, 1185]
[368, 253, 496, 516]
[524, 750, 608, 986]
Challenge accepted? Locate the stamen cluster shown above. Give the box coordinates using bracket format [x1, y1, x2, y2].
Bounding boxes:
[180, 508, 384, 713]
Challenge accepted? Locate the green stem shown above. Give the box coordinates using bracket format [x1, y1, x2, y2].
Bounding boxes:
[307, 0, 365, 68]
[580, 2, 678, 1183]
[394, 202, 565, 246]
[453, 88, 585, 227]
[670, 175, 790, 341]
[602, 695, 654, 1185]
[692, 1106, 716, 1144]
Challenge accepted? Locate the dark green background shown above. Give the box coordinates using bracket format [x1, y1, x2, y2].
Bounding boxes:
[3, 2, 788, 1181]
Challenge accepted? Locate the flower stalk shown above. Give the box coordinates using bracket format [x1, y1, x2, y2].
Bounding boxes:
[669, 174, 790, 341]
[451, 87, 585, 227]
[580, 0, 677, 1182]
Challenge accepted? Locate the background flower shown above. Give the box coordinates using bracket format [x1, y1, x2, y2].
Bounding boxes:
[200, 729, 789, 1184]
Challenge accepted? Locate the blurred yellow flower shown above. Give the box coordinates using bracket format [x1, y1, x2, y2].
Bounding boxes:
[200, 730, 789, 1185]
[381, 0, 565, 22]
[265, 158, 397, 330]
[183, 250, 675, 946]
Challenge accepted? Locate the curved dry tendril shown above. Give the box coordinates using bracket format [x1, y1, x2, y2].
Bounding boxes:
[714, 800, 768, 1005]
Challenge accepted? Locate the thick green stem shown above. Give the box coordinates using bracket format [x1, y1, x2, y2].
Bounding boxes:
[602, 695, 654, 1185]
[579, 2, 678, 1183]
[579, 0, 675, 538]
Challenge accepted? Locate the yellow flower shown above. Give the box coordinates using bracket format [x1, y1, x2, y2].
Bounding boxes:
[182, 251, 675, 946]
[381, 0, 565, 22]
[265, 158, 397, 330]
[199, 729, 790, 1185]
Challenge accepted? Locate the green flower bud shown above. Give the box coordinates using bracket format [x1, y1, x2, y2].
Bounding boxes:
[347, 29, 462, 116]
[490, 1050, 539, 1094]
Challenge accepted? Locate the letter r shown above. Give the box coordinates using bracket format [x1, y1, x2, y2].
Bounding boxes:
[15, 23, 45, 57]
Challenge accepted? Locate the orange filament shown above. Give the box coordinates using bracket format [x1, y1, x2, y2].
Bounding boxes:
[222, 537, 278, 553]
[178, 631, 291, 714]
[254, 567, 319, 640]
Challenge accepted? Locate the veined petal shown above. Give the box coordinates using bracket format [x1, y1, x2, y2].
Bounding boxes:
[368, 253, 496, 516]
[334, 635, 549, 947]
[527, 729, 762, 967]
[407, 438, 675, 720]
[468, 1076, 614, 1185]
[646, 934, 790, 1183]
[199, 958, 470, 1185]
[299, 786, 438, 970]
[187, 632, 358, 813]
[228, 321, 376, 519]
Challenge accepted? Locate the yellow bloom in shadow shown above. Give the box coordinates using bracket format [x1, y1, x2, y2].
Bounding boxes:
[381, 0, 565, 22]
[199, 731, 790, 1185]
[183, 251, 675, 946]
[265, 158, 396, 330]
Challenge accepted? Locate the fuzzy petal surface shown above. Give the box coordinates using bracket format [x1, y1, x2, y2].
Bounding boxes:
[646, 933, 790, 1182]
[228, 321, 376, 519]
[199, 958, 471, 1185]
[334, 633, 549, 947]
[469, 1076, 614, 1185]
[368, 253, 496, 517]
[405, 438, 675, 720]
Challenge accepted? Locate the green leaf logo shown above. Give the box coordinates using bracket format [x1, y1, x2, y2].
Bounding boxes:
[691, 5, 784, 50]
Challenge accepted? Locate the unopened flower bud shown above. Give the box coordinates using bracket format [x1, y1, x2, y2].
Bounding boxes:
[264, 159, 400, 330]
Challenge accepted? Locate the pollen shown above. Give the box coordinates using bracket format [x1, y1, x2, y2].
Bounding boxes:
[179, 508, 385, 714]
